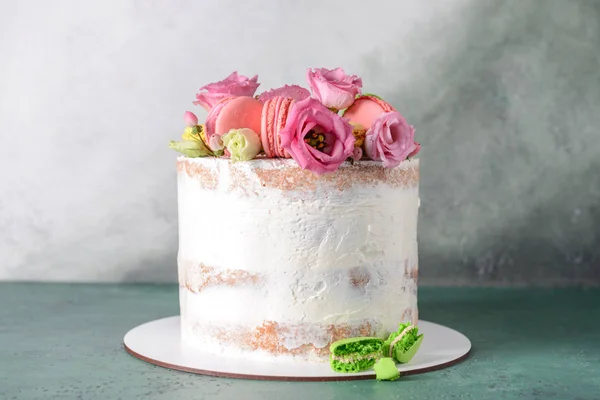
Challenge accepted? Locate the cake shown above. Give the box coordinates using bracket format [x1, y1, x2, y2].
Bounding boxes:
[171, 68, 421, 364]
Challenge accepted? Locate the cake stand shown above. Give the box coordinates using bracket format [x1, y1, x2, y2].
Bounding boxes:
[123, 317, 470, 381]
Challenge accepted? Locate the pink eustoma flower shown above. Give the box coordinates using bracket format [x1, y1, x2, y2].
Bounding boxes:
[306, 67, 363, 110]
[193, 72, 260, 111]
[280, 98, 355, 175]
[364, 111, 417, 168]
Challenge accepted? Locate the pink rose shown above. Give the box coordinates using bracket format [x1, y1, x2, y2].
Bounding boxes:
[193, 72, 260, 111]
[306, 67, 363, 110]
[364, 112, 417, 168]
[280, 98, 355, 175]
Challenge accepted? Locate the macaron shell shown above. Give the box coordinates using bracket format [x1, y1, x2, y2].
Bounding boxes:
[275, 98, 293, 158]
[260, 100, 273, 157]
[343, 95, 396, 129]
[261, 98, 277, 157]
[215, 96, 263, 136]
[394, 334, 424, 363]
[271, 97, 285, 157]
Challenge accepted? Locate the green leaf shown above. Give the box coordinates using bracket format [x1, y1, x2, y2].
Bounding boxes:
[169, 140, 212, 157]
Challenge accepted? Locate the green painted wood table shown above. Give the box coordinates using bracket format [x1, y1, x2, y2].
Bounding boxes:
[1, 284, 598, 399]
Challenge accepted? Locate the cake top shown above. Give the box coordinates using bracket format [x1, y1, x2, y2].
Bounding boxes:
[169, 68, 420, 175]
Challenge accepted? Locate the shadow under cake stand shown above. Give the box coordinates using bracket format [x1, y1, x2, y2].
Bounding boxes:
[124, 317, 471, 381]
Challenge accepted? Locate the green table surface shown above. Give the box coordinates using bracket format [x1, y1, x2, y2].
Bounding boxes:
[1, 284, 598, 400]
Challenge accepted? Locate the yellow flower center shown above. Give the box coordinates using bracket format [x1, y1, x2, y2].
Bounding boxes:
[304, 130, 327, 151]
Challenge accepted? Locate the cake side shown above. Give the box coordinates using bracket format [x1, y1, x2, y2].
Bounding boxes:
[177, 157, 419, 362]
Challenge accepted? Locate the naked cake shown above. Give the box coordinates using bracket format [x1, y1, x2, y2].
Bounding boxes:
[170, 68, 421, 363]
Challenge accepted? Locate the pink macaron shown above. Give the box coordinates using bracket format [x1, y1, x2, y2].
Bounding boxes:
[213, 96, 263, 137]
[274, 97, 293, 158]
[261, 96, 293, 158]
[342, 95, 396, 129]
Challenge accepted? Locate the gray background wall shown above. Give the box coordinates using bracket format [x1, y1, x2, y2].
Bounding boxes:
[1, 0, 598, 284]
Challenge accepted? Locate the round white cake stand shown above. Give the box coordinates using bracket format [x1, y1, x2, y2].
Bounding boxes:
[124, 317, 471, 381]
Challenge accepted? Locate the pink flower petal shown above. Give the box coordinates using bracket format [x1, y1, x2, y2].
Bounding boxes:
[193, 71, 260, 111]
[364, 111, 416, 168]
[279, 97, 355, 174]
[306, 67, 363, 110]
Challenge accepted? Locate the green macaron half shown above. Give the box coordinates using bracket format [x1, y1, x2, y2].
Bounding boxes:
[329, 337, 384, 373]
[383, 322, 424, 363]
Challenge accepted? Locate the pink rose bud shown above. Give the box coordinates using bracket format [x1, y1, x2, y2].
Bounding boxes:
[184, 111, 198, 127]
[193, 71, 260, 111]
[306, 67, 363, 110]
[208, 134, 224, 152]
[280, 97, 355, 175]
[352, 147, 363, 161]
[364, 112, 416, 168]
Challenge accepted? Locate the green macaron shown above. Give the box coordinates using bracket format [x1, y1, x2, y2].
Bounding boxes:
[383, 322, 424, 363]
[329, 337, 384, 373]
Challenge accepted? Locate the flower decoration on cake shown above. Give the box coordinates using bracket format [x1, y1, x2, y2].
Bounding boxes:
[364, 112, 417, 168]
[183, 111, 198, 127]
[279, 97, 355, 174]
[170, 68, 421, 173]
[222, 128, 262, 162]
[306, 67, 363, 111]
[169, 111, 217, 157]
[193, 72, 260, 111]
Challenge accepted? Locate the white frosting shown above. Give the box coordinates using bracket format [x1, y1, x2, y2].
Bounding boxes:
[177, 157, 420, 362]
